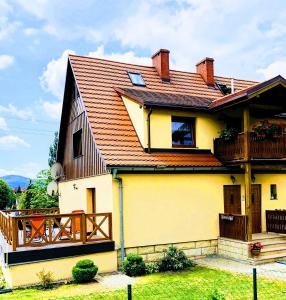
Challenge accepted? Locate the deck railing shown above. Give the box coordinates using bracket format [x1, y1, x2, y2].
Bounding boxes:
[0, 209, 112, 251]
[266, 210, 286, 233]
[214, 133, 286, 162]
[219, 213, 248, 241]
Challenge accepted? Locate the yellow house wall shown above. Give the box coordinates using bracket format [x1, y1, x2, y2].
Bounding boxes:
[58, 174, 113, 214]
[3, 251, 117, 288]
[122, 96, 146, 147]
[149, 109, 224, 151]
[112, 173, 235, 248]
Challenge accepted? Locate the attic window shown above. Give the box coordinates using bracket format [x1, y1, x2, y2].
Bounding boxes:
[216, 82, 232, 95]
[128, 72, 146, 86]
[73, 129, 82, 159]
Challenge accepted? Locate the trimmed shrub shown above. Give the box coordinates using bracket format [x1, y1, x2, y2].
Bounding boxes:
[72, 259, 98, 283]
[158, 246, 195, 272]
[122, 254, 146, 276]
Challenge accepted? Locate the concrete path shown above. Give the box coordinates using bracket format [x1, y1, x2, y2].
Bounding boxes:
[196, 256, 286, 280]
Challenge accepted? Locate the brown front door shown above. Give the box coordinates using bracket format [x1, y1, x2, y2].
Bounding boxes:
[224, 185, 241, 214]
[251, 184, 262, 233]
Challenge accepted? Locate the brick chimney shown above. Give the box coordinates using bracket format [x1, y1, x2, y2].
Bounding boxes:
[152, 49, 170, 82]
[196, 57, 214, 86]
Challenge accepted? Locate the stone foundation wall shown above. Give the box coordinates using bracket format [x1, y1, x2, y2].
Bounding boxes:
[117, 239, 218, 264]
[218, 237, 249, 261]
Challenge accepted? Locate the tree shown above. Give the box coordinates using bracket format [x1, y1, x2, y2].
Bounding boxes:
[48, 131, 59, 167]
[19, 169, 58, 209]
[0, 179, 16, 209]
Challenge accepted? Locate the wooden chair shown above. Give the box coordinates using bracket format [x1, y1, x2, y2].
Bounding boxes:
[30, 213, 46, 241]
[71, 210, 84, 234]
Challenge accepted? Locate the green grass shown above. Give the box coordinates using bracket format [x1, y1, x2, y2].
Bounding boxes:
[1, 267, 286, 299]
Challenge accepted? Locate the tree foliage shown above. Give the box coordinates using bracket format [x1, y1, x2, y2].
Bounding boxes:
[0, 179, 16, 209]
[19, 169, 58, 209]
[48, 131, 59, 168]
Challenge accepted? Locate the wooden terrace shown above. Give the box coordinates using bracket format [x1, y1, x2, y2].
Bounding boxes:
[0, 208, 114, 264]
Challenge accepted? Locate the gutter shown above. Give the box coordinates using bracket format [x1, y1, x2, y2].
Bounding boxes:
[147, 108, 153, 153]
[112, 169, 125, 263]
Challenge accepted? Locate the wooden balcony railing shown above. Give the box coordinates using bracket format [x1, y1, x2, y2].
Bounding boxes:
[214, 134, 286, 162]
[219, 213, 248, 241]
[0, 209, 112, 251]
[266, 210, 286, 233]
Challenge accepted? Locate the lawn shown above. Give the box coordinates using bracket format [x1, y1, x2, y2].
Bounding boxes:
[1, 267, 286, 300]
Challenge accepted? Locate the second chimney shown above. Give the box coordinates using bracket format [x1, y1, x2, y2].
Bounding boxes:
[152, 49, 170, 82]
[196, 57, 214, 86]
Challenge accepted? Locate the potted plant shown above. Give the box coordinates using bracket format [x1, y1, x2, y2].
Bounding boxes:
[252, 120, 284, 140]
[219, 128, 239, 140]
[249, 242, 263, 257]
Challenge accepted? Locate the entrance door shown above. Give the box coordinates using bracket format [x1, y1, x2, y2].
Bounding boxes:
[224, 185, 241, 214]
[251, 184, 261, 233]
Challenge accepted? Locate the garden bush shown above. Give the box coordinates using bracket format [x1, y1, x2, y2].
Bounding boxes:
[145, 262, 160, 274]
[36, 269, 54, 289]
[122, 254, 146, 276]
[72, 259, 98, 283]
[158, 246, 195, 272]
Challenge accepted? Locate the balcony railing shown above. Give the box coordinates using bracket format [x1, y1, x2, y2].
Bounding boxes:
[219, 213, 248, 241]
[0, 208, 112, 251]
[214, 133, 286, 162]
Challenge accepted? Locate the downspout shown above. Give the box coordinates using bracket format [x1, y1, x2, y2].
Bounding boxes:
[112, 169, 125, 263]
[147, 107, 153, 153]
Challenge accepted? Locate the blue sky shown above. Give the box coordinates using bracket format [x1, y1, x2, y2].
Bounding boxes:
[1, 0, 286, 178]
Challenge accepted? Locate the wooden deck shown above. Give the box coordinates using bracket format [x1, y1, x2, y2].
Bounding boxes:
[0, 208, 113, 251]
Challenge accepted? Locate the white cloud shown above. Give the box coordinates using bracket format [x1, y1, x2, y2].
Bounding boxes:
[0, 135, 30, 149]
[40, 49, 75, 99]
[23, 27, 39, 36]
[113, 0, 286, 79]
[0, 104, 33, 120]
[0, 162, 42, 178]
[0, 55, 14, 70]
[88, 45, 151, 66]
[257, 60, 286, 79]
[0, 117, 8, 130]
[42, 101, 62, 119]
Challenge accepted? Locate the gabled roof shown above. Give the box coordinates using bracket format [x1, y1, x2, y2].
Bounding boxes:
[68, 54, 257, 168]
[211, 75, 286, 110]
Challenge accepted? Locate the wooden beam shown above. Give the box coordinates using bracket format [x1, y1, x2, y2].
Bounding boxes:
[243, 106, 252, 241]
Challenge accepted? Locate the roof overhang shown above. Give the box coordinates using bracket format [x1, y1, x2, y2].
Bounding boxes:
[211, 75, 286, 112]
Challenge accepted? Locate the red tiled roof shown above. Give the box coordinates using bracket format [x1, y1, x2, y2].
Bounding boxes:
[69, 54, 257, 167]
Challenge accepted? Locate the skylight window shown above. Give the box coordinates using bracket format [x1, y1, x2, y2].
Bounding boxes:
[128, 72, 146, 86]
[216, 82, 232, 95]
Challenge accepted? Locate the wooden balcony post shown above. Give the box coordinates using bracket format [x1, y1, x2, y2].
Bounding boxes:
[12, 217, 18, 251]
[243, 106, 252, 241]
[81, 213, 86, 244]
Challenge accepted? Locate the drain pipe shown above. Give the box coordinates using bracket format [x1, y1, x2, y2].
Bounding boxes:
[112, 169, 125, 263]
[147, 107, 153, 153]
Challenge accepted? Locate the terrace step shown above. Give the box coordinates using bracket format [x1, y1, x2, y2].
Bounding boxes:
[260, 246, 286, 256]
[251, 253, 286, 265]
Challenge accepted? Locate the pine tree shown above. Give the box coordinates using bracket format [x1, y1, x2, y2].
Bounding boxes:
[48, 131, 59, 167]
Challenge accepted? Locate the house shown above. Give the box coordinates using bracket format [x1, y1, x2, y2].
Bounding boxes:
[2, 49, 286, 287]
[57, 49, 286, 263]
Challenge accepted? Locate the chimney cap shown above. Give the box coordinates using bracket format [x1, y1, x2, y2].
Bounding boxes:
[196, 57, 214, 66]
[151, 49, 170, 59]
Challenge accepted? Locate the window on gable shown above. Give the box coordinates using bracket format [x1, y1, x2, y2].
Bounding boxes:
[128, 71, 146, 86]
[172, 117, 195, 147]
[73, 129, 83, 159]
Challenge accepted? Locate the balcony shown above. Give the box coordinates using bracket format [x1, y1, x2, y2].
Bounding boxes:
[214, 133, 286, 163]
